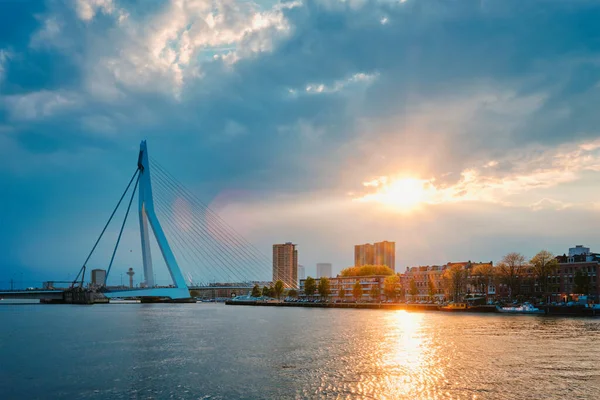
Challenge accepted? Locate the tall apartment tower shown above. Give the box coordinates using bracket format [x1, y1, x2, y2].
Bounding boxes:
[355, 241, 396, 272]
[273, 242, 298, 288]
[354, 244, 375, 266]
[374, 241, 396, 272]
[316, 263, 332, 278]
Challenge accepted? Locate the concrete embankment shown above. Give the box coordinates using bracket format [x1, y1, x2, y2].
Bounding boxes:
[225, 301, 497, 313]
[225, 301, 600, 316]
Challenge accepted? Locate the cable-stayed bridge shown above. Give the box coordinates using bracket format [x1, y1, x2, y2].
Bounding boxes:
[1, 141, 294, 303]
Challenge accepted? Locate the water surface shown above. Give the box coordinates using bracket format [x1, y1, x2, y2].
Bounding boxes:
[1, 304, 598, 399]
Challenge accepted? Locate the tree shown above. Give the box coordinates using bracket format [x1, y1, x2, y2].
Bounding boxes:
[370, 284, 380, 301]
[497, 252, 525, 299]
[340, 265, 394, 277]
[338, 286, 346, 301]
[442, 264, 467, 302]
[530, 250, 558, 302]
[287, 289, 298, 298]
[573, 269, 591, 295]
[251, 284, 261, 298]
[409, 278, 419, 299]
[262, 286, 272, 297]
[472, 263, 495, 301]
[274, 280, 285, 300]
[317, 277, 331, 300]
[352, 280, 363, 301]
[304, 276, 317, 299]
[384, 275, 400, 300]
[427, 276, 436, 301]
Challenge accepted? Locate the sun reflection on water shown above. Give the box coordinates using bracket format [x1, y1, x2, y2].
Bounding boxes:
[379, 310, 446, 399]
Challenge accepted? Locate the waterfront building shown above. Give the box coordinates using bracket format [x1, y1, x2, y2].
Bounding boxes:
[316, 263, 332, 278]
[299, 275, 387, 301]
[355, 241, 396, 271]
[404, 265, 446, 301]
[298, 265, 306, 281]
[191, 281, 272, 301]
[569, 245, 590, 257]
[555, 246, 599, 302]
[91, 269, 106, 286]
[273, 242, 298, 288]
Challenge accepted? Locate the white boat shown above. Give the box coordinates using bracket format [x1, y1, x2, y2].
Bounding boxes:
[496, 302, 544, 314]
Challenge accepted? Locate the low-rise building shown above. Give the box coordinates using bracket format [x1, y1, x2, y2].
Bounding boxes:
[299, 275, 388, 301]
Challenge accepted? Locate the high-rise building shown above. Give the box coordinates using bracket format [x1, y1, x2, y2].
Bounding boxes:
[298, 265, 306, 281]
[355, 241, 396, 272]
[374, 241, 396, 272]
[273, 242, 298, 288]
[91, 269, 106, 286]
[316, 263, 332, 278]
[354, 244, 374, 266]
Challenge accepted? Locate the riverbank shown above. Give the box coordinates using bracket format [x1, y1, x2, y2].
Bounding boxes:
[225, 300, 600, 316]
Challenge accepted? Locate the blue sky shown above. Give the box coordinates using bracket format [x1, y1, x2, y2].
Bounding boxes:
[3, 0, 600, 287]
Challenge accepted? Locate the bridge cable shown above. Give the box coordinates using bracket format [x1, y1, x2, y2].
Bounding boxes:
[152, 192, 239, 284]
[106, 171, 141, 281]
[151, 170, 268, 284]
[150, 160, 282, 285]
[151, 176, 249, 283]
[71, 168, 140, 288]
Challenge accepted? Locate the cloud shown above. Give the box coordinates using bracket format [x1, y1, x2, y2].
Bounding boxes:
[355, 138, 600, 209]
[529, 198, 572, 212]
[75, 0, 120, 22]
[3, 90, 80, 121]
[0, 49, 10, 86]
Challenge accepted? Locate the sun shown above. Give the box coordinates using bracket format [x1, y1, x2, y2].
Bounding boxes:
[379, 178, 427, 209]
[357, 176, 434, 212]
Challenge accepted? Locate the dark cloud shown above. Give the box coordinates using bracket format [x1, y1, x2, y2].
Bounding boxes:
[3, 0, 600, 279]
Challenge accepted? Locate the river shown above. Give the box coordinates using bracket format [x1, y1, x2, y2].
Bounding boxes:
[1, 303, 598, 399]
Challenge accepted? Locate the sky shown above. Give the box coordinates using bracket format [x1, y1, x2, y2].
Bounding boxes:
[2, 0, 600, 287]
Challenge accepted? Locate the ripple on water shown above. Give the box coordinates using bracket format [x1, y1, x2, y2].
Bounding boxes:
[1, 305, 599, 399]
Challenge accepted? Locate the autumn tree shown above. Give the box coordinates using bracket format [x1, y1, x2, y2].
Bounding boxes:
[573, 269, 591, 296]
[251, 284, 261, 298]
[262, 286, 272, 297]
[497, 252, 525, 300]
[304, 276, 317, 299]
[472, 263, 496, 300]
[274, 280, 285, 300]
[352, 280, 363, 301]
[340, 265, 394, 277]
[442, 264, 467, 302]
[427, 276, 436, 300]
[318, 277, 331, 300]
[338, 286, 346, 301]
[370, 284, 380, 301]
[530, 250, 558, 302]
[384, 275, 400, 300]
[409, 278, 419, 299]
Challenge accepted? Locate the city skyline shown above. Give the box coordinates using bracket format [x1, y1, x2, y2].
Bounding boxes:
[3, 1, 600, 286]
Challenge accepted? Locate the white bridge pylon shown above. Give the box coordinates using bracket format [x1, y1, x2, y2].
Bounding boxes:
[104, 141, 191, 300]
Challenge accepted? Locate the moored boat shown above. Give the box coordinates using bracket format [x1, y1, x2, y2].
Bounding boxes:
[496, 302, 544, 314]
[439, 302, 468, 311]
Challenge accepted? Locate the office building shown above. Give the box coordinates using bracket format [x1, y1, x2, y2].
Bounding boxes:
[316, 263, 332, 278]
[298, 265, 306, 281]
[91, 269, 106, 286]
[273, 242, 298, 288]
